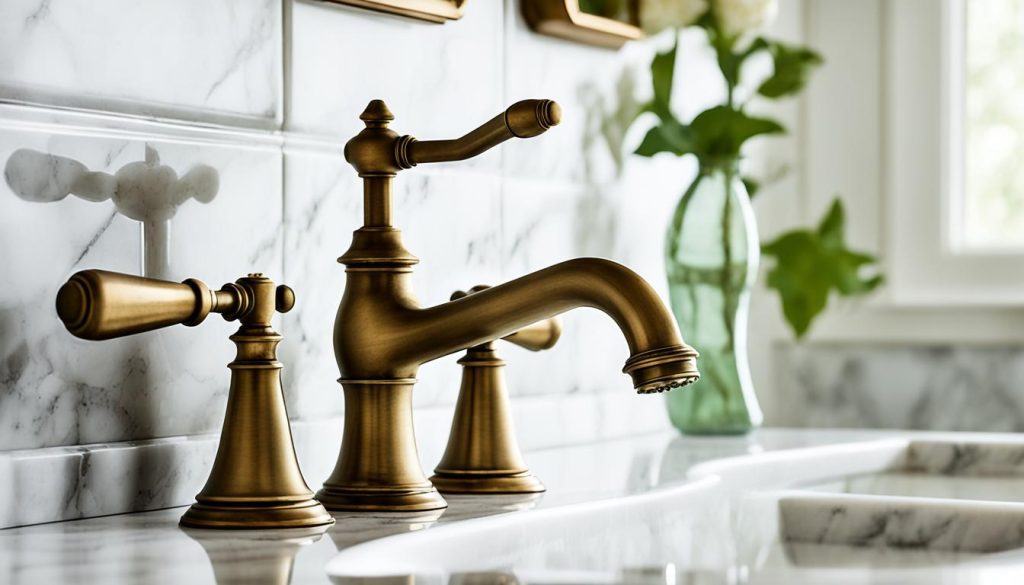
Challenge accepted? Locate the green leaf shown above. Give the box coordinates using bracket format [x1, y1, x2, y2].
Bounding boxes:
[715, 37, 769, 91]
[742, 176, 761, 199]
[758, 41, 824, 99]
[689, 106, 786, 159]
[648, 41, 678, 121]
[761, 197, 883, 339]
[634, 119, 696, 157]
[816, 197, 845, 247]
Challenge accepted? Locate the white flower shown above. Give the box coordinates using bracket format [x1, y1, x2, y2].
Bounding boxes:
[639, 0, 709, 35]
[712, 0, 778, 37]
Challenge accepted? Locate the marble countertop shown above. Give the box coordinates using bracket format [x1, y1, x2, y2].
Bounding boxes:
[0, 428, 916, 585]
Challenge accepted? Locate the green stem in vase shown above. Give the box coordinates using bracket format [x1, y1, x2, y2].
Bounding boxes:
[721, 163, 736, 348]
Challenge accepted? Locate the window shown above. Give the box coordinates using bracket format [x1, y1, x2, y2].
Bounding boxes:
[961, 0, 1024, 248]
[801, 0, 1024, 305]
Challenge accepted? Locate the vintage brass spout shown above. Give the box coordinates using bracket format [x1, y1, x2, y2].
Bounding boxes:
[56, 270, 333, 529]
[318, 99, 699, 512]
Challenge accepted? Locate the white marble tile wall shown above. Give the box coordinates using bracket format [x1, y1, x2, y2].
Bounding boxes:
[0, 0, 282, 127]
[0, 106, 283, 452]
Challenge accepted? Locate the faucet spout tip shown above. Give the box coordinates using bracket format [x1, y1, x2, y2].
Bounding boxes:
[623, 344, 700, 394]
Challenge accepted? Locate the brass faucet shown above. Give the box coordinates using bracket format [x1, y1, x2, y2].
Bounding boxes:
[56, 270, 333, 529]
[317, 99, 700, 512]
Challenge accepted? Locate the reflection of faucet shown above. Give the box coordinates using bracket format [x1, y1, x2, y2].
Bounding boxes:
[183, 525, 330, 585]
[4, 145, 218, 278]
[317, 99, 700, 512]
[55, 270, 332, 529]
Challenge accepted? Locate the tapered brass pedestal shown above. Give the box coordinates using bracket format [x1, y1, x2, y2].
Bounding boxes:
[179, 339, 334, 528]
[430, 341, 545, 494]
[56, 270, 332, 530]
[180, 275, 333, 529]
[316, 380, 447, 511]
[430, 291, 561, 494]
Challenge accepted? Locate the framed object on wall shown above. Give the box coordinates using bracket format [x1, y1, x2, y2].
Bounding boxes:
[325, 0, 466, 24]
[521, 0, 642, 49]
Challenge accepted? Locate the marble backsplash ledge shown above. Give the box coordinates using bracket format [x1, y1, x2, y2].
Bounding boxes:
[773, 342, 1024, 432]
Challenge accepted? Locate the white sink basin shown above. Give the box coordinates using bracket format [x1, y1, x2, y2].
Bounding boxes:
[326, 436, 1024, 584]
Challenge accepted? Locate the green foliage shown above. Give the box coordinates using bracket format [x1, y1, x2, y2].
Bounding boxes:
[630, 17, 874, 339]
[758, 41, 824, 98]
[634, 34, 812, 163]
[647, 41, 678, 121]
[635, 118, 693, 156]
[741, 175, 761, 198]
[715, 37, 769, 92]
[636, 106, 783, 160]
[691, 106, 785, 157]
[761, 199, 883, 338]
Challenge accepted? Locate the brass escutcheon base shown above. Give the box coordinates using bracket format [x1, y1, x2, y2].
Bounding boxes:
[429, 470, 545, 495]
[179, 499, 334, 530]
[314, 485, 448, 512]
[429, 342, 547, 496]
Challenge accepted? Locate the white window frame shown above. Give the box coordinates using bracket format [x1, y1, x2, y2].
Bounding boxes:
[884, 0, 1024, 306]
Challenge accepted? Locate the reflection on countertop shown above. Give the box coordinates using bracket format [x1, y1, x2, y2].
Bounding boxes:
[0, 429, 892, 585]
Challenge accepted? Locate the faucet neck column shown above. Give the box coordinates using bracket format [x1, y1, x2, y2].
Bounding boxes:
[362, 175, 394, 227]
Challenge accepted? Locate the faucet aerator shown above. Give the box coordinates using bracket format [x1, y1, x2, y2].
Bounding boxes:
[622, 344, 700, 395]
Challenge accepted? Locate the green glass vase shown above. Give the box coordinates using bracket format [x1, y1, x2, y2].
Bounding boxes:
[664, 159, 763, 435]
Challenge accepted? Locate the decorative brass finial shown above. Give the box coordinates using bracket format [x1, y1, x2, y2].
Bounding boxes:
[359, 99, 395, 127]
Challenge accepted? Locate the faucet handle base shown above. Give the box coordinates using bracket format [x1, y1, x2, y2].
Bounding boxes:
[430, 470, 545, 495]
[180, 499, 333, 530]
[430, 342, 546, 496]
[315, 485, 448, 513]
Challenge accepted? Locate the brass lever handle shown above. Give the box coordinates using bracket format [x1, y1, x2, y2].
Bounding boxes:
[344, 98, 560, 179]
[451, 285, 562, 351]
[56, 269, 294, 340]
[402, 99, 562, 167]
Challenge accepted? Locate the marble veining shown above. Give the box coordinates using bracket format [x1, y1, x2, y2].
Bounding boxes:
[780, 495, 1024, 553]
[906, 440, 1024, 476]
[774, 343, 1024, 431]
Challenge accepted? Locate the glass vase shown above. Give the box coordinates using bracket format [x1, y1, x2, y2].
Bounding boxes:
[664, 159, 763, 434]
